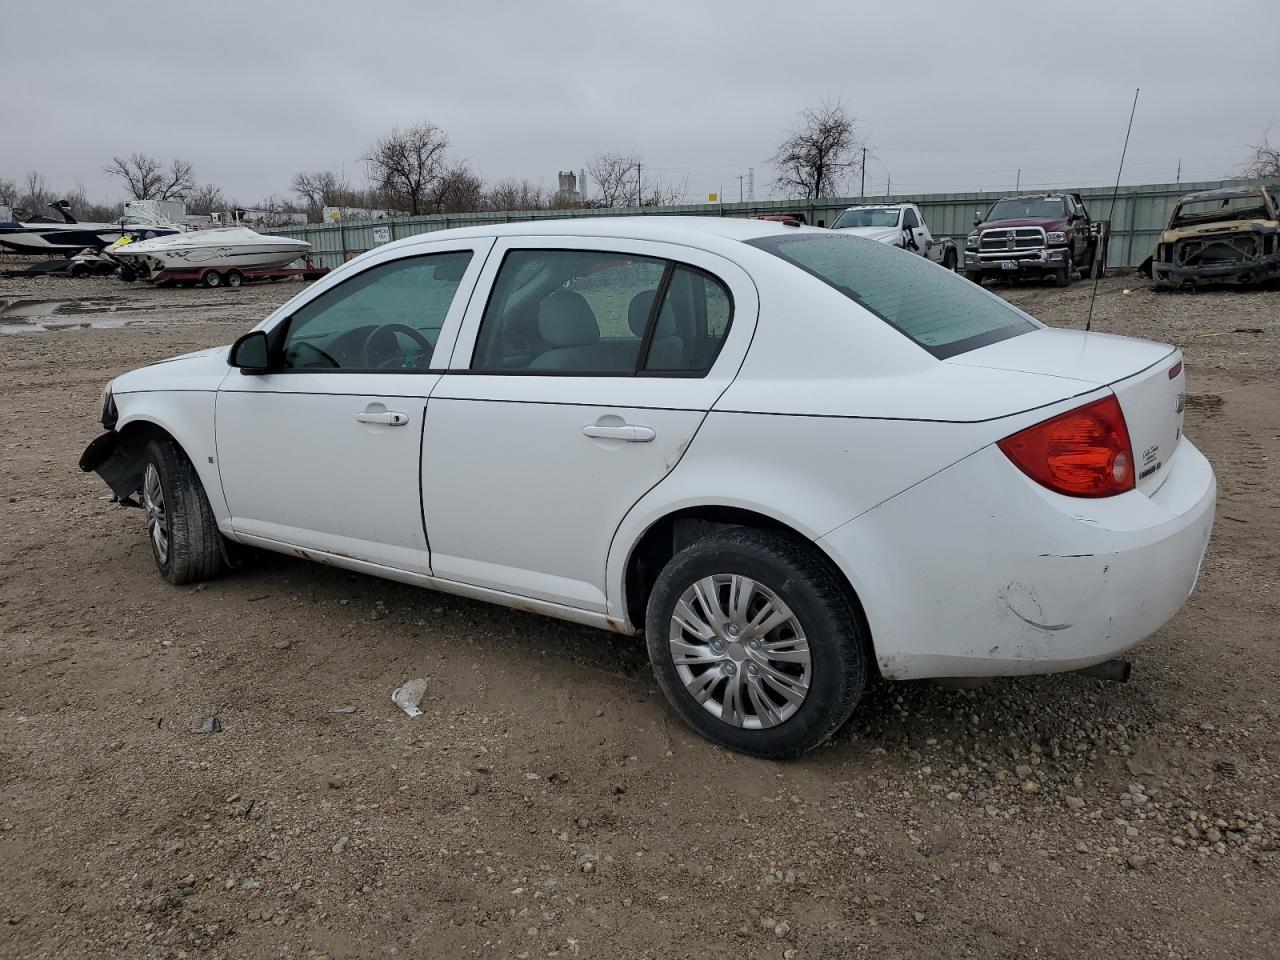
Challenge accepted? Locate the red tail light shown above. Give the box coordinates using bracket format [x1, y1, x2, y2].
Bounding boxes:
[998, 394, 1135, 498]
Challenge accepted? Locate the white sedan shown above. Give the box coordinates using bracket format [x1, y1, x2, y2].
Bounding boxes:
[81, 217, 1216, 758]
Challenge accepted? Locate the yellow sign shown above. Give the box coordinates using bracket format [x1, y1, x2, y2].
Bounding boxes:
[708, 193, 718, 202]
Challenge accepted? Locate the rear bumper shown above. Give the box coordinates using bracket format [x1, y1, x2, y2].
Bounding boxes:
[818, 437, 1216, 679]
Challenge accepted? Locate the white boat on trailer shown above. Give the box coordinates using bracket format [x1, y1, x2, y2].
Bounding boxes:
[110, 227, 311, 286]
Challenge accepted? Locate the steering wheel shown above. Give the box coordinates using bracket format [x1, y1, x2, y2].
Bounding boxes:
[360, 324, 434, 369]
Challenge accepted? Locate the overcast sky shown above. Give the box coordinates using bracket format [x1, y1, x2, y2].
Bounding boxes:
[3, 1, 1278, 207]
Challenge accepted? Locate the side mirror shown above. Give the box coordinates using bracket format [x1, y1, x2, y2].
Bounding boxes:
[229, 330, 271, 373]
[973, 213, 982, 226]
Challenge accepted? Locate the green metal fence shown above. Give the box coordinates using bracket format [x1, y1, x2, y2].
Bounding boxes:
[274, 179, 1273, 271]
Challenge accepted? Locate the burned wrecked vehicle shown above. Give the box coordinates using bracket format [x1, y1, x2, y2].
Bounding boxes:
[1151, 185, 1280, 289]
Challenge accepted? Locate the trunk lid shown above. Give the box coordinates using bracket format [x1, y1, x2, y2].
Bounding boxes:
[948, 328, 1184, 495]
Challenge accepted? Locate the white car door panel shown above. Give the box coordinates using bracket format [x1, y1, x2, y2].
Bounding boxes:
[217, 377, 432, 569]
[423, 395, 706, 609]
[424, 236, 758, 612]
[215, 240, 493, 573]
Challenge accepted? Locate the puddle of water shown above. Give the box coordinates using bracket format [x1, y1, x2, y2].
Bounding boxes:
[0, 296, 230, 333]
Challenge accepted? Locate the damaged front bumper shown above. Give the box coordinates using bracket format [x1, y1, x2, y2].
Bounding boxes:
[80, 430, 145, 504]
[1152, 226, 1280, 288]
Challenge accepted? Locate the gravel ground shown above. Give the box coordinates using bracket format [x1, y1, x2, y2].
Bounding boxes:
[1, 266, 1277, 959]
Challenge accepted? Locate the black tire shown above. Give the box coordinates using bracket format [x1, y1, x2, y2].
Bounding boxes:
[141, 436, 226, 585]
[645, 527, 869, 759]
[1079, 246, 1095, 280]
[965, 269, 984, 285]
[942, 248, 958, 271]
[1054, 254, 1073, 287]
[224, 269, 243, 288]
[202, 270, 222, 288]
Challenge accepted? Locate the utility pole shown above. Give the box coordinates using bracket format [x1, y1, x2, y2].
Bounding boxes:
[748, 167, 754, 202]
[738, 174, 744, 203]
[1016, 168, 1021, 191]
[886, 171, 891, 195]
[860, 146, 866, 198]
[636, 162, 641, 207]
[1175, 158, 1181, 183]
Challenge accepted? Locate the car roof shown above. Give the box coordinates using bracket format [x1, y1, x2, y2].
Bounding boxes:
[1177, 186, 1268, 202]
[391, 215, 815, 247]
[404, 216, 814, 244]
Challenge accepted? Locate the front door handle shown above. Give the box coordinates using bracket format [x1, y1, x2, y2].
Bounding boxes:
[355, 410, 409, 426]
[583, 424, 656, 443]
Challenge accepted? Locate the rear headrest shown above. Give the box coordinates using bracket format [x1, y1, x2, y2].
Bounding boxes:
[538, 291, 599, 347]
[627, 289, 676, 337]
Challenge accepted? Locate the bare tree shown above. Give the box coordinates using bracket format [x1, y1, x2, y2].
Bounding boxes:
[587, 152, 640, 208]
[19, 169, 51, 215]
[0, 177, 18, 209]
[291, 170, 352, 221]
[487, 178, 545, 211]
[1241, 135, 1280, 179]
[365, 122, 450, 216]
[187, 182, 226, 216]
[772, 100, 862, 200]
[428, 165, 485, 214]
[103, 154, 196, 201]
[643, 175, 688, 207]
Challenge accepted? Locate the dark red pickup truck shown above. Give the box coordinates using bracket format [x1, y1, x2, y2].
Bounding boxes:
[963, 193, 1102, 287]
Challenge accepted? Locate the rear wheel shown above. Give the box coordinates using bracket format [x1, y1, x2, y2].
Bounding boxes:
[202, 270, 223, 288]
[224, 269, 243, 288]
[645, 528, 868, 759]
[942, 248, 958, 271]
[141, 436, 225, 585]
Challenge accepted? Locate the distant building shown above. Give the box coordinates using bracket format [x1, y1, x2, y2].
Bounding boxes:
[556, 170, 582, 206]
[321, 205, 395, 223]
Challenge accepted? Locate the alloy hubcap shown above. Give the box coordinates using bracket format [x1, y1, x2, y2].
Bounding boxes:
[142, 462, 169, 565]
[668, 574, 811, 730]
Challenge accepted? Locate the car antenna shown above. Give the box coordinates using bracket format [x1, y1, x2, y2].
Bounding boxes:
[1086, 87, 1140, 333]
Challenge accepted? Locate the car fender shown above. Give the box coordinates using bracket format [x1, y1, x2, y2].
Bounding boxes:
[110, 388, 231, 529]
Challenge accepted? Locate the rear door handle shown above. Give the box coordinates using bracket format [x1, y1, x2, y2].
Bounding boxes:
[583, 424, 656, 442]
[355, 410, 409, 426]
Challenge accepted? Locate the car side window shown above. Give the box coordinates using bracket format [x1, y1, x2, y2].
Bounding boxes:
[471, 249, 734, 376]
[902, 208, 920, 229]
[641, 265, 733, 373]
[280, 251, 472, 370]
[471, 250, 667, 373]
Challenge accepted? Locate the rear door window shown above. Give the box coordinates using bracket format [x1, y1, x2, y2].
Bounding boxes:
[747, 233, 1036, 359]
[471, 249, 734, 374]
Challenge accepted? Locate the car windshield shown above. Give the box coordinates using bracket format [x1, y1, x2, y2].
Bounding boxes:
[986, 198, 1066, 221]
[832, 208, 900, 228]
[746, 233, 1037, 359]
[1170, 193, 1274, 226]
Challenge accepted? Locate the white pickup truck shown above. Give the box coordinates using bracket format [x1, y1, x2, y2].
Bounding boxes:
[830, 203, 959, 270]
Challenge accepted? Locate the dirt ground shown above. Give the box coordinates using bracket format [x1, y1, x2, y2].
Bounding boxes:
[1, 265, 1277, 960]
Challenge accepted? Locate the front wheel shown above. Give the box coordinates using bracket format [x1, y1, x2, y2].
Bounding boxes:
[224, 269, 243, 288]
[202, 270, 223, 288]
[1054, 254, 1074, 287]
[965, 269, 984, 285]
[142, 436, 226, 584]
[645, 528, 869, 759]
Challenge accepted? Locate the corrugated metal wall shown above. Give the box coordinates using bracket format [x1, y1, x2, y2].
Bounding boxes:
[272, 179, 1271, 270]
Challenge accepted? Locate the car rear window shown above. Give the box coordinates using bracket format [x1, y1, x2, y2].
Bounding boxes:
[746, 233, 1037, 359]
